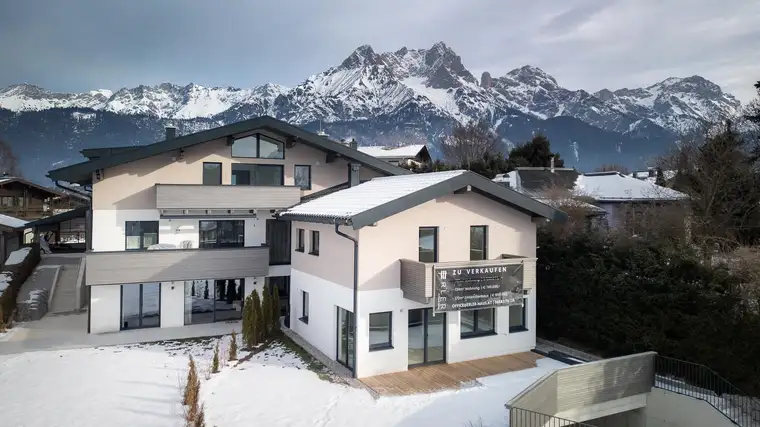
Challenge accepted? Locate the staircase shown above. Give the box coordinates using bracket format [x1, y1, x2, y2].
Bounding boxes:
[48, 255, 84, 314]
[14, 254, 84, 321]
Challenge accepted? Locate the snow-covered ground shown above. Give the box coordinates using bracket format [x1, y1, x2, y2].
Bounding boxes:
[0, 336, 565, 427]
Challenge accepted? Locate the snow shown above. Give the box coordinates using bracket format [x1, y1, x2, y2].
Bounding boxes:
[575, 172, 687, 201]
[358, 144, 426, 159]
[0, 337, 566, 427]
[5, 246, 32, 266]
[0, 213, 27, 229]
[0, 272, 12, 294]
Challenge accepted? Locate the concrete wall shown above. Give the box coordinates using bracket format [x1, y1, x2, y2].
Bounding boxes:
[642, 388, 736, 427]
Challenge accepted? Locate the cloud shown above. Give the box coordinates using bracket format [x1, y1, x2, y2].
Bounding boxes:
[0, 0, 758, 103]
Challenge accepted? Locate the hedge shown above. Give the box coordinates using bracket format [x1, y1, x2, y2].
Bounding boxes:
[0, 244, 42, 324]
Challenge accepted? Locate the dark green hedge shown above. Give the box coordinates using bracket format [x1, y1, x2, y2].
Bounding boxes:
[0, 244, 41, 323]
[536, 231, 760, 395]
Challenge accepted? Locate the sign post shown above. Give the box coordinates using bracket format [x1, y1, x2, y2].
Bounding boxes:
[433, 263, 524, 314]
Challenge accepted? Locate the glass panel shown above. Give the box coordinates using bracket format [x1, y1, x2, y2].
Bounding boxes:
[460, 310, 476, 335]
[296, 228, 304, 251]
[337, 307, 348, 365]
[347, 311, 355, 369]
[426, 310, 445, 363]
[121, 284, 141, 329]
[231, 135, 258, 157]
[310, 231, 319, 254]
[369, 312, 391, 350]
[509, 300, 526, 331]
[266, 276, 290, 317]
[418, 228, 437, 262]
[199, 221, 244, 248]
[259, 135, 284, 159]
[266, 219, 291, 265]
[478, 308, 495, 332]
[214, 279, 244, 322]
[125, 222, 141, 250]
[254, 165, 283, 186]
[203, 163, 222, 185]
[294, 165, 311, 190]
[408, 309, 425, 365]
[470, 226, 486, 261]
[231, 167, 251, 186]
[140, 283, 161, 327]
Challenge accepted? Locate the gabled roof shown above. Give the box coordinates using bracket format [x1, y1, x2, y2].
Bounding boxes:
[358, 144, 428, 159]
[279, 170, 567, 229]
[512, 168, 580, 192]
[19, 205, 89, 230]
[0, 177, 64, 197]
[576, 171, 687, 202]
[48, 116, 412, 184]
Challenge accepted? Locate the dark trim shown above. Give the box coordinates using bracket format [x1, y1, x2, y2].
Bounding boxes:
[295, 228, 305, 252]
[294, 164, 312, 190]
[368, 311, 393, 352]
[309, 229, 320, 256]
[460, 308, 496, 339]
[230, 133, 286, 160]
[418, 226, 438, 263]
[85, 244, 268, 255]
[335, 224, 359, 377]
[81, 146, 138, 159]
[48, 116, 411, 184]
[300, 290, 309, 324]
[119, 283, 162, 331]
[469, 225, 488, 261]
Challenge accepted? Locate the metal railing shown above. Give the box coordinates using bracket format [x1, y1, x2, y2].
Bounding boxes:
[509, 407, 597, 427]
[655, 355, 760, 427]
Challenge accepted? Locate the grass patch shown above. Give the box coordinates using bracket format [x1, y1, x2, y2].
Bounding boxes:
[277, 333, 341, 383]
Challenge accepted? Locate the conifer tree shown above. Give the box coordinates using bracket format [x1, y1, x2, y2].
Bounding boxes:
[271, 285, 281, 332]
[261, 286, 272, 337]
[225, 279, 235, 304]
[251, 289, 263, 344]
[203, 282, 209, 299]
[242, 294, 255, 348]
[228, 330, 238, 361]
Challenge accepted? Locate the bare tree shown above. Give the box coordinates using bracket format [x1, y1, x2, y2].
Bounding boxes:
[0, 139, 20, 177]
[440, 121, 501, 167]
[595, 164, 630, 174]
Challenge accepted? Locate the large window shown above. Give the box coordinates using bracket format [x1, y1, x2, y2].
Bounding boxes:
[231, 164, 284, 186]
[266, 219, 291, 265]
[300, 290, 309, 324]
[461, 309, 495, 338]
[202, 162, 222, 185]
[231, 134, 284, 159]
[183, 279, 244, 325]
[509, 290, 529, 333]
[470, 226, 487, 261]
[199, 220, 244, 248]
[295, 228, 305, 252]
[125, 221, 159, 250]
[418, 227, 438, 262]
[121, 283, 160, 330]
[369, 312, 392, 351]
[294, 165, 312, 190]
[309, 230, 320, 255]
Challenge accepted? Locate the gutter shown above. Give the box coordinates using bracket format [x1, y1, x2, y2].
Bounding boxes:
[334, 223, 359, 379]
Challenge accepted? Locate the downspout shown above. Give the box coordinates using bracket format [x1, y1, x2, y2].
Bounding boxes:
[334, 222, 359, 379]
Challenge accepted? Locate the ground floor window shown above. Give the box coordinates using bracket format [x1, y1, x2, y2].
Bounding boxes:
[408, 308, 445, 366]
[121, 283, 160, 330]
[509, 291, 529, 333]
[184, 279, 244, 325]
[460, 308, 495, 338]
[369, 312, 392, 351]
[337, 306, 355, 370]
[299, 290, 309, 324]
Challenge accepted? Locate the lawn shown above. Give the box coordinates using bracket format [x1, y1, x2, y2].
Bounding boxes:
[0, 334, 565, 427]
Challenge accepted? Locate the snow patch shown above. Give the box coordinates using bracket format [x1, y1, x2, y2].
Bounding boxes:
[5, 247, 31, 266]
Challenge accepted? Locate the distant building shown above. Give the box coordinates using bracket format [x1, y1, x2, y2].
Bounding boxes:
[357, 144, 431, 167]
[0, 176, 85, 221]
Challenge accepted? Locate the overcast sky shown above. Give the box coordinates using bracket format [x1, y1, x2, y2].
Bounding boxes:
[1, 0, 758, 102]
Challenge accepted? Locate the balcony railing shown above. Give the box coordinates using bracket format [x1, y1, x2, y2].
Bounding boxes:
[155, 184, 302, 212]
[85, 246, 269, 286]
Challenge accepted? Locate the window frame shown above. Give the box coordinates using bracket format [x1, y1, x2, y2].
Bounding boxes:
[509, 290, 530, 333]
[294, 164, 312, 190]
[300, 290, 309, 324]
[198, 220, 245, 249]
[309, 230, 320, 256]
[230, 133, 285, 160]
[125, 221, 159, 251]
[202, 162, 222, 186]
[460, 308, 496, 339]
[295, 228, 305, 252]
[231, 163, 284, 186]
[469, 225, 488, 261]
[368, 311, 393, 351]
[418, 227, 438, 263]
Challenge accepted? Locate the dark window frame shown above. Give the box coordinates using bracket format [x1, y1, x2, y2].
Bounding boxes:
[509, 291, 529, 333]
[202, 162, 222, 185]
[460, 308, 496, 339]
[300, 290, 309, 324]
[295, 228, 305, 252]
[231, 163, 285, 186]
[125, 221, 159, 251]
[294, 164, 312, 190]
[470, 225, 488, 261]
[198, 220, 245, 249]
[309, 230, 320, 256]
[266, 219, 291, 265]
[369, 311, 393, 351]
[230, 133, 285, 160]
[119, 282, 161, 330]
[418, 227, 438, 263]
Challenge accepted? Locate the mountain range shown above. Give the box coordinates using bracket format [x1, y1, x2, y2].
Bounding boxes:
[0, 41, 742, 184]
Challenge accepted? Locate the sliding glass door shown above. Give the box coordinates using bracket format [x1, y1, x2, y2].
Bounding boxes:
[336, 307, 355, 371]
[408, 308, 446, 367]
[184, 279, 244, 325]
[121, 283, 161, 330]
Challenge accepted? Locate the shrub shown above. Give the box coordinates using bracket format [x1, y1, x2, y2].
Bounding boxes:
[261, 286, 272, 336]
[242, 293, 255, 348]
[228, 330, 238, 361]
[251, 290, 263, 344]
[183, 355, 200, 407]
[271, 285, 280, 332]
[211, 342, 219, 373]
[0, 244, 41, 324]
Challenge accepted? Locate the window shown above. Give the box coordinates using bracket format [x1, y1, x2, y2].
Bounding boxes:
[266, 219, 291, 265]
[202, 162, 222, 185]
[300, 290, 309, 324]
[231, 134, 284, 159]
[125, 221, 159, 250]
[231, 164, 284, 186]
[470, 226, 487, 261]
[369, 312, 392, 351]
[509, 291, 529, 333]
[418, 227, 438, 262]
[460, 309, 495, 338]
[199, 220, 244, 248]
[294, 165, 312, 190]
[296, 228, 305, 252]
[309, 230, 320, 255]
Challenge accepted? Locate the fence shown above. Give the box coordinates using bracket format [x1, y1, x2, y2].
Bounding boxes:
[509, 407, 597, 427]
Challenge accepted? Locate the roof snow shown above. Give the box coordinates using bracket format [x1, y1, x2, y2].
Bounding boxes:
[0, 213, 27, 229]
[357, 144, 426, 158]
[576, 172, 687, 201]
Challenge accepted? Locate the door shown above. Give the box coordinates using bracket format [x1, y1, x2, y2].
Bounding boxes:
[337, 307, 355, 371]
[408, 308, 446, 367]
[120, 283, 161, 330]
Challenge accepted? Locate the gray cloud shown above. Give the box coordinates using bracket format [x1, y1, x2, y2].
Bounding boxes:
[1, 0, 758, 102]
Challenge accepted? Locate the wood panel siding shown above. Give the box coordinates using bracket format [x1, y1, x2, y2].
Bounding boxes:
[155, 184, 302, 210]
[85, 246, 269, 286]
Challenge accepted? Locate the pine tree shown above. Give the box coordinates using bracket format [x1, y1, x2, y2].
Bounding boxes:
[261, 286, 272, 337]
[225, 279, 235, 304]
[211, 342, 220, 373]
[251, 290, 263, 344]
[203, 282, 209, 299]
[242, 293, 254, 348]
[271, 285, 281, 332]
[228, 330, 238, 361]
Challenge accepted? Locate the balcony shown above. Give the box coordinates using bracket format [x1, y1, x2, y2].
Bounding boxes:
[155, 184, 302, 212]
[85, 246, 269, 286]
[399, 255, 535, 305]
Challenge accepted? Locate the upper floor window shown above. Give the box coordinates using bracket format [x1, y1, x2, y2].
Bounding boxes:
[202, 162, 222, 185]
[125, 221, 159, 250]
[199, 220, 244, 248]
[419, 227, 438, 263]
[309, 230, 320, 256]
[231, 164, 284, 186]
[231, 134, 284, 159]
[294, 165, 312, 190]
[295, 228, 305, 252]
[470, 226, 487, 260]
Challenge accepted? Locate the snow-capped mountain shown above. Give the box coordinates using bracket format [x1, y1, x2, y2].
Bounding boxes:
[0, 42, 744, 184]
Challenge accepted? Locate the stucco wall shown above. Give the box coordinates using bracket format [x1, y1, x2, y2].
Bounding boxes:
[289, 221, 356, 289]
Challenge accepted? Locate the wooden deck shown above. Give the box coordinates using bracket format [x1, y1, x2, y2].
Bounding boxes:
[360, 351, 543, 396]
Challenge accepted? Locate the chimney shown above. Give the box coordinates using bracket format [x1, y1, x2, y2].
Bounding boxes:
[165, 126, 176, 140]
[349, 138, 358, 150]
[348, 163, 361, 187]
[550, 156, 555, 173]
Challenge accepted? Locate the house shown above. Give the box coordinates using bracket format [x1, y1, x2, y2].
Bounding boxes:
[0, 213, 26, 265]
[357, 144, 431, 167]
[0, 176, 83, 220]
[46, 116, 566, 378]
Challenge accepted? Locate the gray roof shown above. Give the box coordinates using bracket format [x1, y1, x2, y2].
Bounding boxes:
[48, 116, 412, 184]
[515, 168, 580, 192]
[279, 170, 567, 229]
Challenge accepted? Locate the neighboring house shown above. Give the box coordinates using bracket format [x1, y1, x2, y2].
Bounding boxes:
[47, 115, 567, 379]
[0, 176, 82, 220]
[629, 167, 677, 185]
[357, 144, 431, 167]
[0, 213, 26, 265]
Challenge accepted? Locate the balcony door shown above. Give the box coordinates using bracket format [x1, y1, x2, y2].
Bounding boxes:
[121, 283, 160, 330]
[336, 307, 355, 371]
[408, 308, 446, 367]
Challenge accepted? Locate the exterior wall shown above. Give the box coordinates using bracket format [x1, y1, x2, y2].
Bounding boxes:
[642, 388, 736, 427]
[290, 221, 355, 289]
[90, 284, 121, 333]
[91, 134, 383, 210]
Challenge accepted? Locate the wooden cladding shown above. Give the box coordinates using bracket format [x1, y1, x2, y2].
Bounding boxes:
[155, 184, 301, 210]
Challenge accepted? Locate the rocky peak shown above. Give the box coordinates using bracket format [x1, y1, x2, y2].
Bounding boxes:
[595, 88, 615, 101]
[481, 72, 493, 89]
[505, 65, 558, 88]
[420, 41, 476, 88]
[340, 44, 381, 69]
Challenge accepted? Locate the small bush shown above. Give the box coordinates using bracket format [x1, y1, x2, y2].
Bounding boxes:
[252, 290, 263, 344]
[242, 293, 255, 348]
[211, 342, 220, 373]
[183, 355, 200, 407]
[228, 330, 238, 361]
[194, 403, 206, 427]
[271, 285, 280, 332]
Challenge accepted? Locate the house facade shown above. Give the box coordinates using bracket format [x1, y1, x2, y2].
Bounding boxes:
[0, 176, 83, 220]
